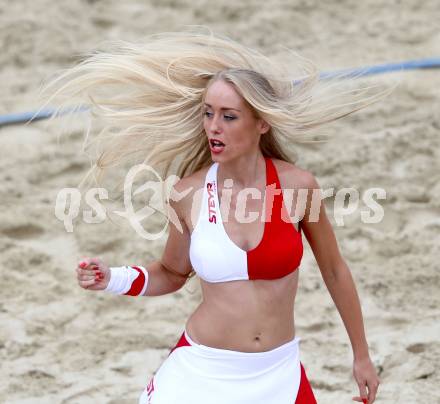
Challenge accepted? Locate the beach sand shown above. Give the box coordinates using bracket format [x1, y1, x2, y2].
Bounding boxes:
[1, 1, 439, 402]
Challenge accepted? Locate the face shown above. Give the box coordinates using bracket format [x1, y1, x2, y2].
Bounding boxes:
[203, 80, 269, 162]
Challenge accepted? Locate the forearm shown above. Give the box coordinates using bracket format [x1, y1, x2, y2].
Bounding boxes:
[322, 260, 370, 360]
[142, 260, 187, 296]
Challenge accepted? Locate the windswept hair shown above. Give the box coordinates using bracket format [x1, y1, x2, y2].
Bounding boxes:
[39, 26, 393, 187]
[38, 26, 395, 283]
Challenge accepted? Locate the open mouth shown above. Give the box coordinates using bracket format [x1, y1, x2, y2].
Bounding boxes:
[209, 139, 225, 151]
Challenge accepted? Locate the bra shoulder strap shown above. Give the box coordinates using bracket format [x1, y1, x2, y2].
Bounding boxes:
[197, 162, 218, 224]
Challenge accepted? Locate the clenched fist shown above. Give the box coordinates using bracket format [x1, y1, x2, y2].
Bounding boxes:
[76, 257, 110, 291]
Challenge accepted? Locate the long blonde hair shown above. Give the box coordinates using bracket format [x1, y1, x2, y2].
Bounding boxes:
[39, 26, 392, 185]
[39, 26, 394, 283]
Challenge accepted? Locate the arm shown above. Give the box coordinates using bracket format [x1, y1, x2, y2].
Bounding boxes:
[300, 172, 380, 403]
[140, 260, 191, 296]
[76, 180, 194, 297]
[143, 189, 194, 296]
[301, 177, 368, 359]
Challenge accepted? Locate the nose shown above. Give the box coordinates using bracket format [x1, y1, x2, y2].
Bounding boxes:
[207, 114, 222, 134]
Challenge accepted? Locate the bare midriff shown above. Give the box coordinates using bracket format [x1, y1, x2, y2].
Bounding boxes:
[186, 269, 299, 353]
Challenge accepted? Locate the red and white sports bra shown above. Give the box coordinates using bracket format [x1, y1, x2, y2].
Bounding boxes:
[189, 157, 303, 283]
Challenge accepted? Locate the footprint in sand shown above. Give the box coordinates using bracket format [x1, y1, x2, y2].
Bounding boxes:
[381, 347, 436, 382]
[401, 207, 440, 235]
[1, 223, 45, 240]
[406, 342, 427, 354]
[3, 222, 81, 271]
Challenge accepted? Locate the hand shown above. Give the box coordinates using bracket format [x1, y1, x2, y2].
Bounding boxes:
[76, 257, 110, 291]
[352, 356, 380, 404]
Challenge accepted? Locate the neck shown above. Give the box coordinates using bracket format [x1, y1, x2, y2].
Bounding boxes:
[217, 151, 266, 189]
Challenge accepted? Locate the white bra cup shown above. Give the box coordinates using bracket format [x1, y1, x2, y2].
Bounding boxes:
[189, 163, 248, 283]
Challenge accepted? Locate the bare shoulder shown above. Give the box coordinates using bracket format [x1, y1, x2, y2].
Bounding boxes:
[169, 164, 210, 228]
[172, 165, 209, 198]
[271, 158, 319, 190]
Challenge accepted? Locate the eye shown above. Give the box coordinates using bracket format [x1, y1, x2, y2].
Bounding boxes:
[203, 111, 236, 121]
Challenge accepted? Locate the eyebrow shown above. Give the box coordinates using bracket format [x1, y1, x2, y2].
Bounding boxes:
[204, 103, 241, 112]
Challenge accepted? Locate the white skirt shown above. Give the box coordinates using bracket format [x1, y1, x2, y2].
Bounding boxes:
[139, 329, 316, 404]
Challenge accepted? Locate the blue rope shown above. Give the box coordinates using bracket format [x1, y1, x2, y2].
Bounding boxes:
[319, 57, 440, 79]
[0, 108, 55, 126]
[1, 58, 440, 128]
[0, 106, 89, 127]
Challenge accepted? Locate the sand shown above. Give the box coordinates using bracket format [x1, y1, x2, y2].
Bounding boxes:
[1, 0, 439, 403]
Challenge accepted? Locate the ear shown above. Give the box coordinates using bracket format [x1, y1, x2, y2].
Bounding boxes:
[257, 118, 271, 135]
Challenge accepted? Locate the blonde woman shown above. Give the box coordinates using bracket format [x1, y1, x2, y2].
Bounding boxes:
[45, 28, 383, 403]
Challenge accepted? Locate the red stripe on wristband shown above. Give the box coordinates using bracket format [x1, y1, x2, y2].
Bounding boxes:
[124, 266, 145, 296]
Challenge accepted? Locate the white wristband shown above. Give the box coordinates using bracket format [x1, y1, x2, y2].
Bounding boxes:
[105, 266, 149, 296]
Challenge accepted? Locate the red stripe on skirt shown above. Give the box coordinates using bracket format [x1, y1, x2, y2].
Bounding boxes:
[169, 331, 191, 356]
[295, 362, 317, 403]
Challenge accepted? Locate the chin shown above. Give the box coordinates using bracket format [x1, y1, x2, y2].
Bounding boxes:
[211, 153, 234, 164]
[210, 151, 225, 161]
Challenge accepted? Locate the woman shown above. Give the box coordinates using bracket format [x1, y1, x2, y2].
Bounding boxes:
[46, 28, 384, 403]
